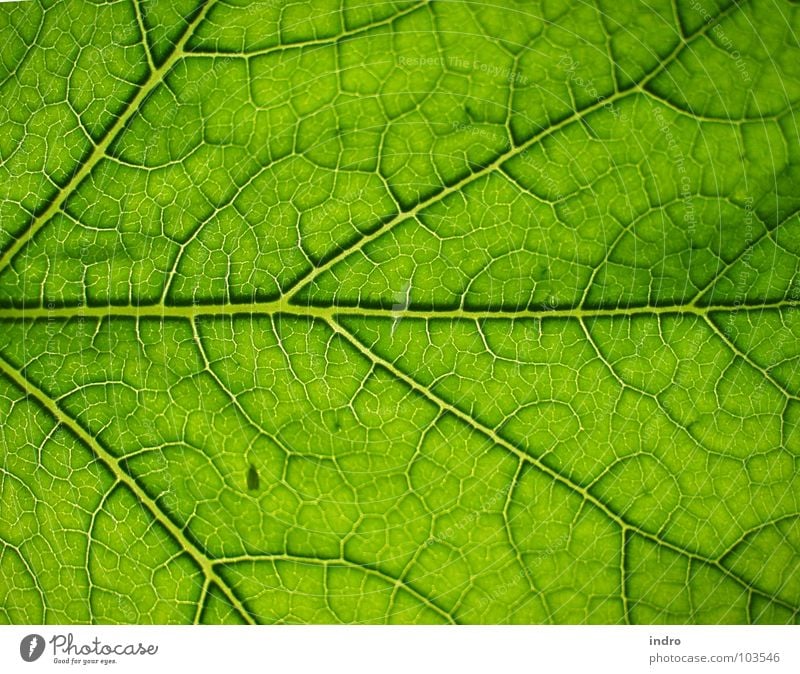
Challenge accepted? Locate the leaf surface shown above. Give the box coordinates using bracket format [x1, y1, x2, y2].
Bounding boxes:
[1, 0, 799, 624]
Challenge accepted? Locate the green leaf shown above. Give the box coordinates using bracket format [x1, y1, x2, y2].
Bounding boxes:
[1, 0, 799, 625]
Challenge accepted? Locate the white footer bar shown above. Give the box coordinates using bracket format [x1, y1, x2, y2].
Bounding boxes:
[0, 625, 796, 673]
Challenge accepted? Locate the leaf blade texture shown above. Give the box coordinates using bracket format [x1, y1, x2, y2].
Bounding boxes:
[0, 0, 799, 624]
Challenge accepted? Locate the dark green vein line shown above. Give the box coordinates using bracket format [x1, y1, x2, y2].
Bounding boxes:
[0, 298, 796, 321]
[327, 316, 799, 615]
[718, 513, 800, 564]
[0, 0, 432, 280]
[282, 0, 748, 303]
[704, 312, 799, 401]
[694, 205, 800, 305]
[183, 0, 430, 58]
[0, 0, 218, 276]
[0, 352, 257, 626]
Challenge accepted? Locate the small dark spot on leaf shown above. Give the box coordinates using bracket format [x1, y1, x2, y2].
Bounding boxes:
[325, 409, 343, 432]
[247, 463, 259, 491]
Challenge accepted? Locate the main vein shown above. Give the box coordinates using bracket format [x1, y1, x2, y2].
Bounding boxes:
[0, 0, 219, 276]
[281, 0, 747, 303]
[327, 316, 798, 614]
[0, 351, 257, 625]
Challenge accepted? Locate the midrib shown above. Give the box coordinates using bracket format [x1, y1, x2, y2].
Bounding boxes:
[0, 298, 796, 321]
